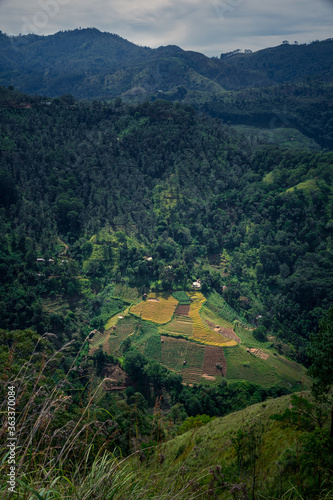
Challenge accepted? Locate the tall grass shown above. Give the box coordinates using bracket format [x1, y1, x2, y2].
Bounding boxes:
[0, 333, 116, 499]
[0, 333, 243, 499]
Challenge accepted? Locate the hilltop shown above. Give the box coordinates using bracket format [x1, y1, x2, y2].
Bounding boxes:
[1, 30, 332, 149]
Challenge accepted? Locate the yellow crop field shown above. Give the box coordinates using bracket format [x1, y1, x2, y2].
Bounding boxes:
[130, 292, 178, 324]
[188, 292, 237, 347]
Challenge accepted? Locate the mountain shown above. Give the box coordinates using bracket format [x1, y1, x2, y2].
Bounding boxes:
[223, 39, 333, 84]
[0, 28, 268, 99]
[1, 36, 333, 498]
[1, 29, 332, 101]
[1, 29, 332, 149]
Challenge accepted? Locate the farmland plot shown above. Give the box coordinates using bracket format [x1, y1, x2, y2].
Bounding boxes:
[161, 336, 188, 374]
[89, 308, 130, 354]
[189, 292, 237, 347]
[143, 334, 162, 362]
[130, 292, 178, 324]
[159, 315, 193, 337]
[108, 315, 138, 354]
[181, 343, 205, 384]
[203, 346, 227, 378]
[160, 336, 205, 384]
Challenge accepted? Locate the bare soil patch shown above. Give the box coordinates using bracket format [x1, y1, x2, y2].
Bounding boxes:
[103, 364, 130, 390]
[203, 346, 227, 377]
[247, 348, 269, 360]
[148, 298, 159, 302]
[175, 304, 190, 316]
[202, 374, 216, 381]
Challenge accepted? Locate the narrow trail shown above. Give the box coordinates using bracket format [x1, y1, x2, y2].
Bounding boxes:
[57, 237, 69, 256]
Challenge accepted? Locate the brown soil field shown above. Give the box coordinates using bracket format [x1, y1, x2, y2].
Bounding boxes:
[175, 304, 190, 316]
[206, 320, 241, 344]
[103, 364, 129, 390]
[203, 345, 227, 377]
[247, 348, 269, 360]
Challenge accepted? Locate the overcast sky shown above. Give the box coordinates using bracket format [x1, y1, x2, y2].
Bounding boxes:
[1, 0, 332, 56]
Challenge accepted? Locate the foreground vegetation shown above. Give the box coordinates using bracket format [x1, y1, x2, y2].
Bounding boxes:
[0, 332, 332, 499]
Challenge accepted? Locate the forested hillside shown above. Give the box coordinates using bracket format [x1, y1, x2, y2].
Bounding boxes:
[0, 86, 332, 355]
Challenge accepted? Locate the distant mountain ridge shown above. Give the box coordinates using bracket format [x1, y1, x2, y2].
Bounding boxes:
[0, 28, 332, 99]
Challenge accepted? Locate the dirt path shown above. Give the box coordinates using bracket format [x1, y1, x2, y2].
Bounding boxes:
[57, 237, 69, 256]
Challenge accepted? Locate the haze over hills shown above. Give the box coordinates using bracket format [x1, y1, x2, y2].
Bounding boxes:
[1, 29, 332, 150]
[1, 29, 332, 99]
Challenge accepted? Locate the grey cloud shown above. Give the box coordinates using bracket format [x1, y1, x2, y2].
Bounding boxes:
[0, 0, 332, 55]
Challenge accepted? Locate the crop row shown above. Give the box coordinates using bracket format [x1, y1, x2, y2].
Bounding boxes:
[130, 292, 178, 324]
[189, 292, 236, 347]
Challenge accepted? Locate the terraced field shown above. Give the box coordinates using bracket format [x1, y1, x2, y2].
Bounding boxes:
[223, 345, 280, 387]
[108, 315, 138, 354]
[203, 346, 227, 378]
[189, 292, 237, 347]
[130, 292, 178, 324]
[160, 336, 226, 384]
[142, 334, 162, 362]
[161, 336, 189, 374]
[89, 329, 112, 355]
[89, 309, 134, 355]
[159, 315, 193, 337]
[181, 343, 205, 384]
[91, 286, 306, 390]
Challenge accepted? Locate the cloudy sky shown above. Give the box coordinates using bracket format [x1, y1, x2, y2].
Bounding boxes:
[1, 0, 332, 56]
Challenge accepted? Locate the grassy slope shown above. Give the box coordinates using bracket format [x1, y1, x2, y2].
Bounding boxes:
[146, 393, 317, 498]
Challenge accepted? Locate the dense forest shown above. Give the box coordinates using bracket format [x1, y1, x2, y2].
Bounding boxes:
[0, 86, 332, 352]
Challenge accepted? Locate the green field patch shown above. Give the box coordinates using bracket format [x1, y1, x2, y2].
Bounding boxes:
[142, 334, 162, 362]
[234, 323, 270, 349]
[206, 291, 245, 324]
[107, 314, 138, 355]
[224, 345, 280, 387]
[104, 305, 129, 329]
[199, 304, 234, 331]
[181, 343, 205, 384]
[223, 344, 307, 389]
[172, 291, 191, 305]
[161, 336, 188, 374]
[159, 316, 194, 337]
[160, 336, 205, 384]
[89, 329, 113, 355]
[266, 353, 308, 389]
[131, 319, 160, 350]
[111, 283, 141, 302]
